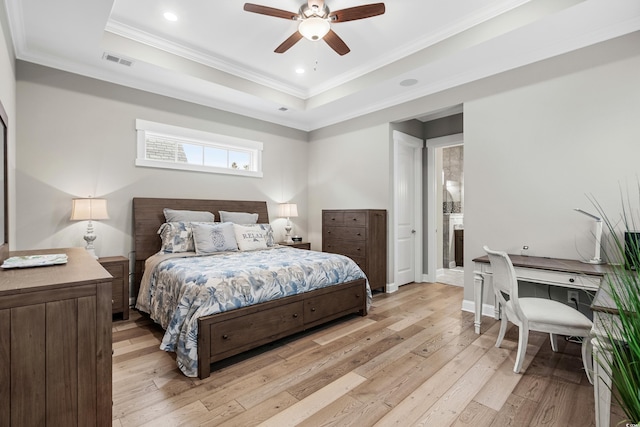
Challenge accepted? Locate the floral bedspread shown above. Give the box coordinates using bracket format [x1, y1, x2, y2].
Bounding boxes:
[136, 246, 371, 377]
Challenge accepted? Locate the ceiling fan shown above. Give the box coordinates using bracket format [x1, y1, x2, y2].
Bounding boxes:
[243, 1, 385, 56]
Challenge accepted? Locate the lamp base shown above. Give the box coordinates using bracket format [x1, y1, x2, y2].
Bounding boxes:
[85, 247, 98, 259]
[83, 227, 98, 259]
[284, 224, 293, 244]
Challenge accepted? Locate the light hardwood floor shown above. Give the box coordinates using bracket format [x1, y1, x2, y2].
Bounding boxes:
[112, 282, 622, 426]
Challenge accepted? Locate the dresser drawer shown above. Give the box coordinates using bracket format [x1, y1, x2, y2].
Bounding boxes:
[323, 226, 366, 241]
[324, 241, 366, 259]
[323, 211, 345, 226]
[210, 301, 304, 357]
[304, 282, 366, 324]
[344, 211, 367, 226]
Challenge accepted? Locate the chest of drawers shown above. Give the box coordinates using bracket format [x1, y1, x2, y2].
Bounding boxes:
[322, 209, 387, 291]
[0, 247, 112, 426]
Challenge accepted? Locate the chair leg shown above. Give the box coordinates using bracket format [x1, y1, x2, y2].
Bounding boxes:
[550, 333, 558, 352]
[496, 313, 508, 348]
[514, 326, 529, 373]
[582, 336, 594, 385]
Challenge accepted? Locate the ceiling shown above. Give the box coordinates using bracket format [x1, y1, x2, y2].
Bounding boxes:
[4, 0, 640, 131]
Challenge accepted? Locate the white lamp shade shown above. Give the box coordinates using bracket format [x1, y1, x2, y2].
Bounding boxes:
[70, 198, 110, 221]
[298, 17, 330, 41]
[279, 203, 298, 218]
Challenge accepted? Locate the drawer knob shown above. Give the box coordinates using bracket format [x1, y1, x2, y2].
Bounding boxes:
[311, 307, 316, 312]
[356, 294, 360, 298]
[222, 334, 229, 340]
[569, 278, 575, 283]
[356, 232, 361, 236]
[352, 218, 357, 221]
[293, 313, 299, 318]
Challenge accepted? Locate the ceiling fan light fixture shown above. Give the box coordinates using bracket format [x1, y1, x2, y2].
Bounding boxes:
[298, 17, 330, 41]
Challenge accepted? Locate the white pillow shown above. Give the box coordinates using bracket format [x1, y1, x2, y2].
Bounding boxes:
[233, 224, 268, 251]
[191, 222, 238, 254]
[164, 208, 215, 223]
[219, 210, 259, 224]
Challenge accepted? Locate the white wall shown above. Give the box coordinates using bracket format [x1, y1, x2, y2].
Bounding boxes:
[15, 62, 309, 268]
[464, 52, 640, 306]
[307, 123, 391, 252]
[0, 4, 15, 248]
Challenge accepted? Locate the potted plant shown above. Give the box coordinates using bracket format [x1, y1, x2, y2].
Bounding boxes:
[591, 191, 640, 424]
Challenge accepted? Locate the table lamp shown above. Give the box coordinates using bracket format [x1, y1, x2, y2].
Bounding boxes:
[574, 208, 604, 264]
[279, 203, 298, 244]
[71, 197, 109, 258]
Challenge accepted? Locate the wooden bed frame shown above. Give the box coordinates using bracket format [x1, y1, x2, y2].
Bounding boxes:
[132, 197, 368, 379]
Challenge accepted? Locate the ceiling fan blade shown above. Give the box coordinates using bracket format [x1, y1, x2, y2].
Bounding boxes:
[275, 32, 304, 54]
[243, 3, 298, 20]
[329, 3, 385, 23]
[323, 29, 350, 56]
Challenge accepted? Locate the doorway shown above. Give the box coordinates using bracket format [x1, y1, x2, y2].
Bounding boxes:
[426, 133, 464, 285]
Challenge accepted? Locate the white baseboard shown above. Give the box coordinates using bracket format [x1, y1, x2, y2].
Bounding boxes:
[385, 282, 398, 293]
[436, 268, 444, 277]
[461, 299, 496, 318]
[449, 261, 457, 269]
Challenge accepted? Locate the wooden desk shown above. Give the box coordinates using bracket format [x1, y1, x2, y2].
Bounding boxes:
[472, 254, 608, 334]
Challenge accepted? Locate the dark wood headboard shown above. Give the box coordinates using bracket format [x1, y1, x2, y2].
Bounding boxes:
[132, 197, 269, 294]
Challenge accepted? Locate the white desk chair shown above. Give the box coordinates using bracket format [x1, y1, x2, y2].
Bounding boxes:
[483, 246, 594, 383]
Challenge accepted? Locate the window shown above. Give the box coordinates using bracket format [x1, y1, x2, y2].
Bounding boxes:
[135, 119, 263, 177]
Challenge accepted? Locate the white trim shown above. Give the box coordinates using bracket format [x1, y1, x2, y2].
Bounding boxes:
[425, 133, 464, 283]
[386, 282, 398, 293]
[392, 131, 424, 289]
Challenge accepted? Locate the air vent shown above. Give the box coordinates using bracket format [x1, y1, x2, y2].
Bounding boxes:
[102, 52, 133, 67]
[278, 107, 288, 112]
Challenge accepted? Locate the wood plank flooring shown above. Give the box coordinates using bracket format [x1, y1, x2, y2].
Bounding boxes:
[112, 282, 622, 426]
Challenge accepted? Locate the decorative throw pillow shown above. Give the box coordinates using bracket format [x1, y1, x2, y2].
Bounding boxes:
[233, 224, 268, 251]
[163, 208, 215, 223]
[219, 210, 259, 224]
[158, 222, 195, 253]
[244, 223, 275, 247]
[191, 222, 238, 254]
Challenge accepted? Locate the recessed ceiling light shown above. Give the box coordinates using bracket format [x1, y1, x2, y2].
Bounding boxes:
[399, 78, 418, 87]
[164, 12, 178, 22]
[295, 68, 305, 74]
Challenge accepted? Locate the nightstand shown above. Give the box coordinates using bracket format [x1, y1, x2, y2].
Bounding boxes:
[98, 256, 129, 319]
[280, 241, 311, 250]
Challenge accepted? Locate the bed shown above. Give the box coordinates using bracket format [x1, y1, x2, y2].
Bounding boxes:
[132, 197, 370, 378]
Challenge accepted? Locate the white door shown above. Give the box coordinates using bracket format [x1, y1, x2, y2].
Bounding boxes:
[393, 131, 423, 288]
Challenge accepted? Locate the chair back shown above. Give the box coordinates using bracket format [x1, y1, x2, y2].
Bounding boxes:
[483, 246, 523, 315]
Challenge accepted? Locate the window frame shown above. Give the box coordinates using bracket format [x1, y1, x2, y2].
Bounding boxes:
[135, 119, 263, 178]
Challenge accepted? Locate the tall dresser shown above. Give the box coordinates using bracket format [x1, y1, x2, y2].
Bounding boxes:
[322, 209, 387, 291]
[0, 247, 113, 426]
